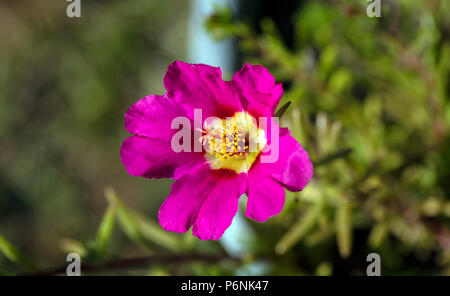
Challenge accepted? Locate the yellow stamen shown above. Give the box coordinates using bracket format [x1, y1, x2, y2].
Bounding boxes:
[202, 112, 267, 173]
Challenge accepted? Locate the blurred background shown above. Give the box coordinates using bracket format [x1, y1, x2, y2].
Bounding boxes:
[0, 0, 449, 275]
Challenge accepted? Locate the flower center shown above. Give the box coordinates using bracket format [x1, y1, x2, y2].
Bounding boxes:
[200, 112, 266, 173]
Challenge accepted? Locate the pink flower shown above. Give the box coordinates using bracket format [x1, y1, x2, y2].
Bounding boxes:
[121, 61, 313, 240]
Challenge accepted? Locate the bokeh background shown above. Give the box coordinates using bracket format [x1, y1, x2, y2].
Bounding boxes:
[0, 0, 449, 275]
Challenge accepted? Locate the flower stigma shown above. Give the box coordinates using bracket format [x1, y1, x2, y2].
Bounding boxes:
[200, 112, 267, 173]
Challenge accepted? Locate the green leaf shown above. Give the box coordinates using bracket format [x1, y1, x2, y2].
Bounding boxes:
[0, 233, 35, 270]
[115, 198, 148, 248]
[95, 189, 118, 254]
[336, 198, 353, 258]
[135, 213, 183, 252]
[368, 222, 388, 248]
[275, 101, 291, 118]
[275, 196, 323, 254]
[105, 188, 182, 252]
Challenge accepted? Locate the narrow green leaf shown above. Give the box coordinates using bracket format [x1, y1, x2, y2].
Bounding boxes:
[336, 198, 353, 258]
[117, 203, 147, 246]
[275, 196, 323, 254]
[106, 188, 182, 252]
[368, 222, 388, 248]
[275, 101, 291, 118]
[105, 188, 148, 249]
[95, 190, 118, 254]
[135, 214, 183, 252]
[305, 225, 333, 246]
[0, 233, 35, 270]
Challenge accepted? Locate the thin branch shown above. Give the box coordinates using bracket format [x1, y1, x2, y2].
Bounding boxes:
[22, 253, 236, 276]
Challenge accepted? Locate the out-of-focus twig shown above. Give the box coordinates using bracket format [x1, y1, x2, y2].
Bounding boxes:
[22, 253, 236, 276]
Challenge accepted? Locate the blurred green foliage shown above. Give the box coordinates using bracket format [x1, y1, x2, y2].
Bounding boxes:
[0, 0, 188, 273]
[1, 0, 450, 275]
[208, 0, 450, 275]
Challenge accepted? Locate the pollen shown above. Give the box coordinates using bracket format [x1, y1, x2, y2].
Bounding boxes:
[201, 112, 267, 173]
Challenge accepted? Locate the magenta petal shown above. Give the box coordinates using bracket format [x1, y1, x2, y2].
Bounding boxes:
[122, 93, 202, 179]
[158, 165, 211, 233]
[246, 161, 285, 222]
[192, 171, 247, 240]
[125, 94, 188, 139]
[158, 164, 247, 238]
[120, 136, 202, 179]
[233, 63, 275, 93]
[164, 61, 242, 119]
[275, 130, 313, 191]
[253, 128, 313, 191]
[271, 83, 284, 106]
[231, 63, 283, 115]
[245, 130, 311, 222]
